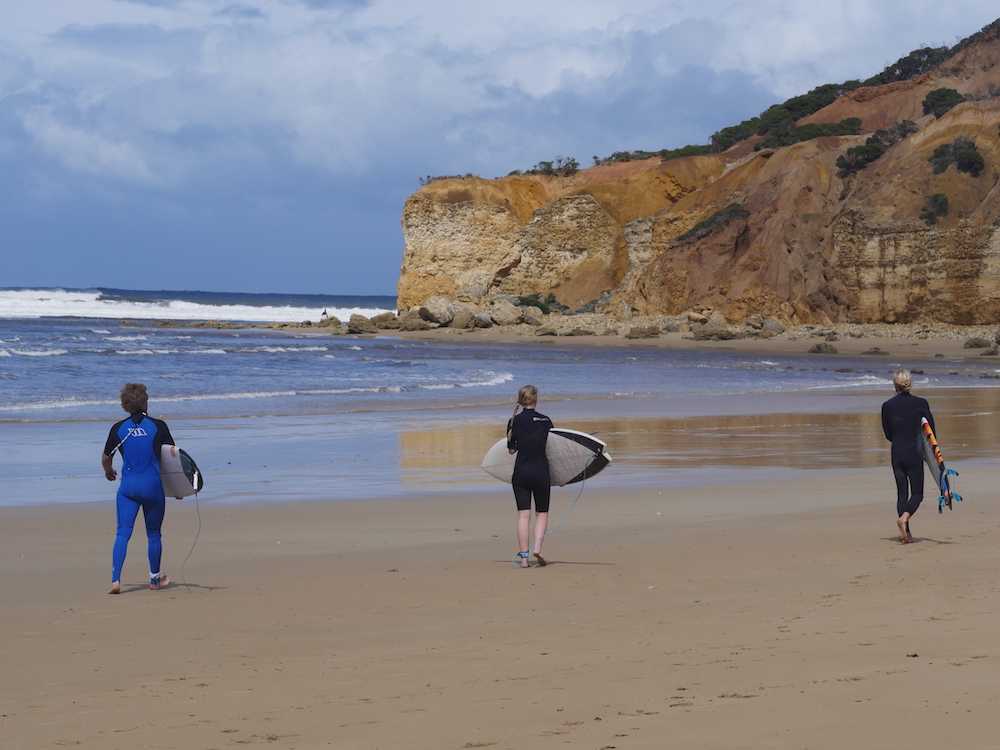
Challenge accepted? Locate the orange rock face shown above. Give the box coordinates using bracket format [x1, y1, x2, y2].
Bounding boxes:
[399, 28, 1000, 324]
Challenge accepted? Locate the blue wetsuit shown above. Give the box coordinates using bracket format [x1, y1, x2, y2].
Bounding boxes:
[507, 408, 553, 513]
[881, 392, 935, 522]
[104, 412, 174, 584]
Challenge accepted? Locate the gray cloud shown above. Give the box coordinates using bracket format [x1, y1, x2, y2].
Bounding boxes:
[1, 1, 999, 293]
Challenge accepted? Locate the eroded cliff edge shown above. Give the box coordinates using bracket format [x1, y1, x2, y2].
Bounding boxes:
[399, 28, 1000, 325]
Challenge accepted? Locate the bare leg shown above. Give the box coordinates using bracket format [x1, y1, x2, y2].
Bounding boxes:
[532, 511, 549, 565]
[516, 510, 531, 567]
[897, 512, 912, 543]
[107, 581, 121, 595]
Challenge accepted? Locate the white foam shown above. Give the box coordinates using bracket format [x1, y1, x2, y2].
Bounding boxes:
[7, 348, 67, 356]
[0, 288, 395, 323]
[259, 346, 330, 353]
[459, 372, 513, 387]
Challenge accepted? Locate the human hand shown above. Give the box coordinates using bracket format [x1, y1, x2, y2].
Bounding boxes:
[105, 469, 117, 481]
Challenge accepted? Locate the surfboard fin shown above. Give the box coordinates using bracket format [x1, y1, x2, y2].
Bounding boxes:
[937, 469, 961, 512]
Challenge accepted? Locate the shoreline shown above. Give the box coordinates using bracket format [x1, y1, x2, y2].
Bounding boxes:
[146, 314, 1000, 362]
[389, 322, 1000, 361]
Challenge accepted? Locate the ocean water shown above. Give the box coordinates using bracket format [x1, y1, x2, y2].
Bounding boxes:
[3, 287, 1000, 507]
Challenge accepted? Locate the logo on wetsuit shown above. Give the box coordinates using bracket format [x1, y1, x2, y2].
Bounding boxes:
[129, 427, 149, 437]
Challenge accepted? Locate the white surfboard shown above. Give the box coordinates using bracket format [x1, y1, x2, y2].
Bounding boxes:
[160, 444, 204, 498]
[481, 428, 611, 486]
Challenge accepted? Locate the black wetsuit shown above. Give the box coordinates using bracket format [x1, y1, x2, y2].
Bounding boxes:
[881, 392, 935, 520]
[507, 408, 553, 513]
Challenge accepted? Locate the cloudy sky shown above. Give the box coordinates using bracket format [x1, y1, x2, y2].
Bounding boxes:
[2, 1, 998, 296]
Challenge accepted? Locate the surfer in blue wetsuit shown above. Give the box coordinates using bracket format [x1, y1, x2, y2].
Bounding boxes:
[881, 369, 935, 544]
[506, 385, 553, 568]
[101, 383, 175, 593]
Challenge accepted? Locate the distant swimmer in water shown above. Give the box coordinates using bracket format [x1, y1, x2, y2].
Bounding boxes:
[321, 309, 328, 319]
[881, 369, 936, 544]
[102, 383, 175, 593]
[506, 385, 553, 568]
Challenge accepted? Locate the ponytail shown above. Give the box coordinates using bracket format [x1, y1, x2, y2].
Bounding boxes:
[506, 401, 520, 442]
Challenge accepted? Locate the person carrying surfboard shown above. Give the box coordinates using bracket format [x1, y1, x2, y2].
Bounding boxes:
[507, 385, 553, 568]
[881, 369, 936, 544]
[101, 382, 175, 593]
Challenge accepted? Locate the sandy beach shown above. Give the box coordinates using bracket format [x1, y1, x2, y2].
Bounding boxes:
[4, 323, 1000, 750]
[3, 458, 999, 749]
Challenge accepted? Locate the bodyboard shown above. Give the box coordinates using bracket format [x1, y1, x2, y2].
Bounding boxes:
[160, 444, 204, 498]
[920, 417, 958, 511]
[481, 428, 611, 486]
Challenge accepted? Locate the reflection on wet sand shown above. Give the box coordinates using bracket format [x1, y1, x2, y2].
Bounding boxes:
[397, 388, 999, 486]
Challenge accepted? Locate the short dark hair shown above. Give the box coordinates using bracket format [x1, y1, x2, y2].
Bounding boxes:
[120, 383, 148, 414]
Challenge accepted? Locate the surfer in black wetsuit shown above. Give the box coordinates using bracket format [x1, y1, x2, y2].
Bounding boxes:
[507, 385, 553, 568]
[881, 369, 935, 544]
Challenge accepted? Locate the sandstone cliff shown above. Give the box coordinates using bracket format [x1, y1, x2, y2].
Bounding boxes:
[399, 26, 1000, 325]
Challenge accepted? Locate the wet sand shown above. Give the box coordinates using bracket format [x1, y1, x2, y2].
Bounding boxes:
[3, 462, 999, 749]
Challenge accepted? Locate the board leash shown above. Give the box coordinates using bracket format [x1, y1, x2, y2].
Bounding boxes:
[511, 454, 596, 567]
[179, 489, 202, 593]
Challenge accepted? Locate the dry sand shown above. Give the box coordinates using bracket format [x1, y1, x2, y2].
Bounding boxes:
[4, 462, 999, 749]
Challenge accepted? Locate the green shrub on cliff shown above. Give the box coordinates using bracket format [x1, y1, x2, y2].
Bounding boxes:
[522, 156, 579, 177]
[836, 141, 887, 176]
[930, 137, 985, 176]
[755, 117, 862, 151]
[676, 204, 749, 242]
[920, 193, 949, 224]
[658, 144, 713, 161]
[863, 46, 952, 87]
[419, 173, 479, 186]
[835, 120, 918, 177]
[592, 145, 712, 165]
[922, 88, 967, 118]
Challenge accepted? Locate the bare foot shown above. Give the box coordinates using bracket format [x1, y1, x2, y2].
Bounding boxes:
[107, 581, 121, 595]
[896, 518, 909, 543]
[534, 553, 547, 567]
[518, 553, 530, 568]
[150, 575, 171, 590]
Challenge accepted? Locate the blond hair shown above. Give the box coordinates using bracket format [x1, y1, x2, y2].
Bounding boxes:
[507, 385, 538, 440]
[893, 369, 913, 393]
